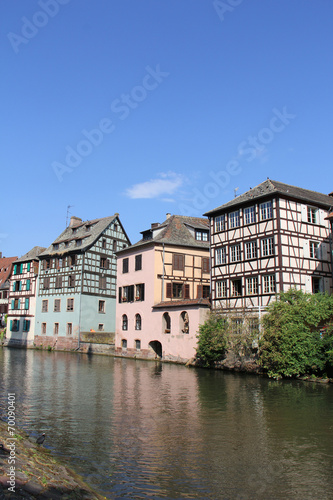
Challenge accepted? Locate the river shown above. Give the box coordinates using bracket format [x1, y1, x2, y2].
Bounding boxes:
[0, 348, 332, 499]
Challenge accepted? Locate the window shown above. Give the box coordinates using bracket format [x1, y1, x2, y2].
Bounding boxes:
[312, 277, 321, 294]
[76, 239, 82, 247]
[68, 275, 75, 288]
[120, 285, 134, 302]
[245, 241, 257, 260]
[54, 323, 59, 335]
[307, 206, 317, 224]
[98, 300, 105, 313]
[173, 254, 185, 271]
[163, 312, 171, 333]
[13, 281, 21, 292]
[180, 311, 189, 333]
[166, 282, 190, 299]
[100, 257, 109, 269]
[42, 300, 48, 313]
[11, 319, 19, 332]
[260, 201, 272, 220]
[310, 241, 320, 259]
[98, 324, 104, 331]
[41, 323, 46, 335]
[232, 318, 243, 334]
[102, 238, 107, 249]
[231, 279, 242, 296]
[244, 206, 255, 225]
[135, 283, 145, 301]
[215, 215, 225, 232]
[135, 254, 142, 271]
[216, 280, 227, 298]
[230, 244, 241, 262]
[263, 275, 276, 294]
[195, 230, 208, 241]
[122, 339, 127, 349]
[122, 258, 129, 273]
[262, 237, 274, 257]
[229, 210, 240, 228]
[135, 339, 141, 350]
[246, 277, 258, 295]
[202, 257, 210, 273]
[24, 298, 29, 310]
[67, 323, 72, 335]
[216, 247, 226, 265]
[122, 315, 128, 331]
[99, 275, 107, 289]
[55, 276, 62, 289]
[54, 299, 61, 312]
[53, 243, 59, 250]
[12, 298, 20, 310]
[135, 314, 142, 330]
[70, 255, 77, 266]
[23, 320, 30, 332]
[197, 285, 210, 299]
[26, 279, 31, 291]
[67, 298, 74, 311]
[113, 240, 117, 252]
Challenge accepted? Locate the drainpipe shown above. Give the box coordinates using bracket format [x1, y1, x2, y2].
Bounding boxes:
[325, 212, 333, 289]
[77, 253, 84, 349]
[162, 243, 165, 301]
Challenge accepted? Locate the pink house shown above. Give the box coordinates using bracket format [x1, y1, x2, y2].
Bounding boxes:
[115, 215, 211, 363]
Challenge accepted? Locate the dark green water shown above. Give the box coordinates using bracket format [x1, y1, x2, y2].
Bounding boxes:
[0, 348, 333, 499]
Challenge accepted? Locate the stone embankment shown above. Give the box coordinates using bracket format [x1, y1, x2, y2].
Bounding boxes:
[0, 420, 105, 499]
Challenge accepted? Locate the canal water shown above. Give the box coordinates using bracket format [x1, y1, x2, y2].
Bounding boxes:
[0, 348, 333, 499]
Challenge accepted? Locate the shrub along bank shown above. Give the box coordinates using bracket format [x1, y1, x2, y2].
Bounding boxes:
[195, 290, 333, 380]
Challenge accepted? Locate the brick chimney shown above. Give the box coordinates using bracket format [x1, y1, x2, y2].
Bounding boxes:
[70, 216, 82, 227]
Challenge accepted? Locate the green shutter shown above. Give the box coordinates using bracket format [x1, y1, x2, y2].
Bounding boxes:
[25, 298, 29, 310]
[11, 300, 15, 310]
[13, 264, 17, 275]
[26, 279, 30, 291]
[19, 281, 22, 291]
[20, 263, 23, 274]
[17, 320, 20, 331]
[10, 320, 13, 331]
[27, 320, 30, 332]
[18, 299, 20, 309]
[13, 282, 16, 292]
[27, 262, 31, 272]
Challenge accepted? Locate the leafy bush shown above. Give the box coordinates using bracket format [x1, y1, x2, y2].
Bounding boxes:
[196, 312, 229, 367]
[260, 290, 333, 379]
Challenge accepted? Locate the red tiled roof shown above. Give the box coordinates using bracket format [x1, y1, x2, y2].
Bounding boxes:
[0, 257, 18, 287]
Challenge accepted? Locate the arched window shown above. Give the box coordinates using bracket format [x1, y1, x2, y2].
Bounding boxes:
[122, 314, 128, 331]
[135, 314, 142, 330]
[163, 312, 171, 333]
[122, 339, 127, 349]
[180, 311, 189, 333]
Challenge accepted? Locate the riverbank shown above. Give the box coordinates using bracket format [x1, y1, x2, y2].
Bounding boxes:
[0, 419, 106, 499]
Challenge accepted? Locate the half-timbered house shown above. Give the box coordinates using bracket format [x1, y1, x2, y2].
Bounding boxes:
[204, 180, 333, 319]
[0, 254, 18, 324]
[35, 214, 130, 350]
[6, 246, 45, 346]
[115, 214, 211, 362]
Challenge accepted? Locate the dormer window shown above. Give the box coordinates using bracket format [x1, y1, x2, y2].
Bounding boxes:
[72, 228, 77, 234]
[195, 230, 208, 241]
[76, 239, 82, 247]
[53, 243, 59, 250]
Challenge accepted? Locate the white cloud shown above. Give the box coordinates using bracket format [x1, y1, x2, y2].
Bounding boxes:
[125, 172, 184, 199]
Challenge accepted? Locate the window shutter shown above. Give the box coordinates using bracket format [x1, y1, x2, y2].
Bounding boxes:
[19, 281, 22, 291]
[129, 285, 134, 302]
[184, 284, 190, 299]
[197, 285, 203, 298]
[10, 320, 13, 331]
[119, 287, 122, 303]
[27, 320, 30, 332]
[106, 259, 110, 269]
[20, 263, 23, 273]
[14, 264, 17, 275]
[18, 299, 21, 309]
[303, 240, 309, 259]
[26, 279, 30, 291]
[25, 298, 29, 309]
[17, 320, 20, 331]
[166, 283, 172, 298]
[11, 300, 15, 310]
[27, 262, 31, 272]
[13, 282, 16, 292]
[141, 284, 145, 301]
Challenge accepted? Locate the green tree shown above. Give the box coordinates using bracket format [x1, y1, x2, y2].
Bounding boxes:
[196, 312, 229, 367]
[260, 289, 333, 379]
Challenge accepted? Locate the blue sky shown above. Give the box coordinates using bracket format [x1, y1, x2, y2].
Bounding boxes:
[1, 0, 332, 257]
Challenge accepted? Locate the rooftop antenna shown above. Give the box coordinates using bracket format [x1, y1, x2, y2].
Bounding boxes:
[66, 205, 74, 227]
[234, 187, 239, 198]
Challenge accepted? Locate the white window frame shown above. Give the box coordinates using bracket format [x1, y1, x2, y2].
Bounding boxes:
[229, 210, 240, 229]
[262, 237, 274, 257]
[260, 201, 272, 221]
[216, 247, 226, 265]
[216, 280, 227, 298]
[263, 274, 276, 294]
[230, 244, 241, 262]
[245, 241, 257, 260]
[246, 277, 258, 295]
[244, 206, 255, 225]
[307, 206, 317, 224]
[215, 215, 225, 232]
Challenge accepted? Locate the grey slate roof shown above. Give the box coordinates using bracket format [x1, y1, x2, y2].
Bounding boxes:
[16, 246, 46, 263]
[204, 180, 333, 216]
[39, 215, 120, 257]
[119, 215, 210, 253]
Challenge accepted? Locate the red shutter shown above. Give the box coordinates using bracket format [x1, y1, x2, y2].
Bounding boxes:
[197, 285, 203, 298]
[184, 284, 190, 299]
[166, 283, 172, 298]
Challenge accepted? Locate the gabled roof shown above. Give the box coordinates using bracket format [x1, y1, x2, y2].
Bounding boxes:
[0, 256, 17, 288]
[16, 246, 46, 263]
[204, 179, 333, 216]
[119, 215, 210, 253]
[39, 215, 129, 258]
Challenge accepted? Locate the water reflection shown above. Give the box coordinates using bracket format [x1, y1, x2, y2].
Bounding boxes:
[0, 349, 333, 499]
